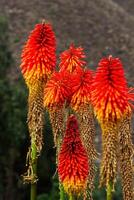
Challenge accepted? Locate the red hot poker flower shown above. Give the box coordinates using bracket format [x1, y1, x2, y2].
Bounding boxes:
[91, 56, 131, 122]
[59, 44, 86, 73]
[20, 22, 56, 183]
[91, 56, 134, 196]
[44, 71, 71, 108]
[70, 68, 93, 110]
[58, 115, 89, 196]
[20, 22, 56, 85]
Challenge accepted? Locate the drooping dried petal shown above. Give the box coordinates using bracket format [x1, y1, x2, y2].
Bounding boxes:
[48, 105, 65, 148]
[28, 80, 44, 152]
[75, 104, 97, 200]
[128, 87, 134, 109]
[91, 56, 131, 122]
[99, 121, 118, 188]
[23, 79, 44, 183]
[118, 116, 134, 200]
[58, 115, 89, 196]
[20, 22, 56, 86]
[59, 44, 86, 73]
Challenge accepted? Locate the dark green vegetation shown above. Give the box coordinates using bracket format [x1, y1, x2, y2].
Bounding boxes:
[0, 16, 56, 200]
[0, 16, 124, 200]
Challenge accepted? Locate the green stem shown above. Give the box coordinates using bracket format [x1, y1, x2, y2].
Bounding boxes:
[69, 194, 74, 200]
[59, 183, 65, 200]
[30, 136, 37, 200]
[31, 182, 37, 200]
[56, 134, 66, 200]
[107, 182, 112, 200]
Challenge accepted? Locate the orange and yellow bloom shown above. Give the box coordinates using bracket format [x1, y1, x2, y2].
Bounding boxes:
[59, 44, 86, 73]
[44, 71, 71, 108]
[91, 55, 131, 122]
[70, 68, 93, 110]
[58, 115, 89, 196]
[21, 22, 56, 85]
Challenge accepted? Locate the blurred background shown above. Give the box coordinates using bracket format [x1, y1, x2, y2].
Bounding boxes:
[0, 0, 134, 199]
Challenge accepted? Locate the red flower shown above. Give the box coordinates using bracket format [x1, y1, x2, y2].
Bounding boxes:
[58, 115, 89, 195]
[20, 22, 56, 83]
[70, 68, 93, 110]
[91, 56, 131, 121]
[44, 71, 71, 108]
[59, 44, 86, 73]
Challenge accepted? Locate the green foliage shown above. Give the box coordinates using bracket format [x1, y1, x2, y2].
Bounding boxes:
[0, 16, 13, 78]
[37, 176, 61, 200]
[0, 16, 27, 147]
[93, 171, 122, 200]
[0, 15, 28, 200]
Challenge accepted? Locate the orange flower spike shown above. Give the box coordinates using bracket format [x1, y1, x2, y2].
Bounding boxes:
[58, 115, 89, 196]
[70, 68, 93, 110]
[91, 55, 131, 122]
[44, 71, 72, 108]
[20, 22, 56, 85]
[59, 44, 86, 73]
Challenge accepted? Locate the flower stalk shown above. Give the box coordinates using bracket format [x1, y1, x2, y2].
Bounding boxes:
[69, 194, 74, 200]
[20, 21, 56, 200]
[91, 55, 134, 199]
[30, 136, 37, 200]
[107, 182, 112, 200]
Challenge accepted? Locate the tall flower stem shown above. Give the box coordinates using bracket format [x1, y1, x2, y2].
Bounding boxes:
[31, 183, 37, 200]
[91, 56, 134, 199]
[20, 22, 56, 200]
[30, 134, 37, 200]
[57, 133, 65, 200]
[59, 183, 65, 200]
[69, 194, 74, 200]
[107, 182, 112, 200]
